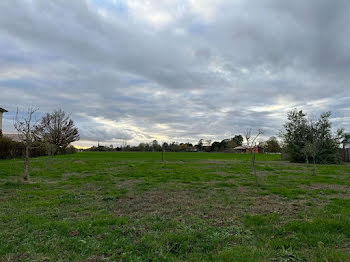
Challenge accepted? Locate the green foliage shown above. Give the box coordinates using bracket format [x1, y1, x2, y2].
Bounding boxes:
[281, 110, 342, 164]
[0, 136, 23, 159]
[0, 137, 50, 159]
[263, 136, 281, 153]
[209, 135, 244, 152]
[0, 137, 76, 160]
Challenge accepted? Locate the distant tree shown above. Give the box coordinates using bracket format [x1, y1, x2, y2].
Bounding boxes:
[169, 142, 180, 152]
[264, 136, 281, 153]
[232, 135, 243, 147]
[138, 143, 147, 151]
[197, 139, 204, 151]
[121, 137, 128, 151]
[35, 109, 79, 153]
[210, 141, 221, 152]
[343, 132, 350, 149]
[152, 140, 161, 151]
[14, 107, 39, 182]
[245, 128, 263, 185]
[220, 139, 230, 150]
[162, 142, 169, 151]
[205, 139, 212, 146]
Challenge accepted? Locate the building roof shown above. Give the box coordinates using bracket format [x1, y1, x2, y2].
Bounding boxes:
[0, 108, 8, 113]
[234, 146, 247, 150]
[234, 145, 264, 150]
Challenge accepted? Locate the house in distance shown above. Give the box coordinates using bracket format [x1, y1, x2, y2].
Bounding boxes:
[234, 145, 264, 153]
[0, 107, 8, 134]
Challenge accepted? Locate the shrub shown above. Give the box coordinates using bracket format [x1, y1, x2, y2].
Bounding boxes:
[0, 136, 76, 159]
[0, 136, 24, 159]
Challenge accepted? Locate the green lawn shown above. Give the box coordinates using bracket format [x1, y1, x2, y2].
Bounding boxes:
[0, 152, 349, 261]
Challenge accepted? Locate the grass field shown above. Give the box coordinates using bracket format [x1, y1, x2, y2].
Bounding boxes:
[0, 152, 350, 261]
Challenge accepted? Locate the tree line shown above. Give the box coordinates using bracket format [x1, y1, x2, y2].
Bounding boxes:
[89, 109, 349, 167]
[87, 134, 282, 153]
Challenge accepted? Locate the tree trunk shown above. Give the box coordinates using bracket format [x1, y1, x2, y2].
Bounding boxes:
[250, 151, 258, 185]
[162, 150, 164, 162]
[253, 152, 258, 184]
[312, 156, 316, 176]
[24, 145, 30, 182]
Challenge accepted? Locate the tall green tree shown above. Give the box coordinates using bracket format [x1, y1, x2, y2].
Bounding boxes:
[281, 110, 342, 164]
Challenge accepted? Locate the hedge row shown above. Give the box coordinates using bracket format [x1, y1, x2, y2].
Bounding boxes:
[0, 136, 76, 159]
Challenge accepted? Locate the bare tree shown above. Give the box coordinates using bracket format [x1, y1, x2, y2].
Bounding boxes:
[35, 109, 79, 152]
[244, 128, 263, 185]
[14, 107, 39, 182]
[121, 137, 128, 151]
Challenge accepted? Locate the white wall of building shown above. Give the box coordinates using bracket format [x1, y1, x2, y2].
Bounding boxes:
[0, 112, 3, 131]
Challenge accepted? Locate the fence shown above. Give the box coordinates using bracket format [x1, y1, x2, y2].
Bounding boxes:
[342, 148, 350, 162]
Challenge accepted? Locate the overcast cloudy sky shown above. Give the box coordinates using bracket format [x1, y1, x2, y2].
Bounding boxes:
[1, 0, 349, 147]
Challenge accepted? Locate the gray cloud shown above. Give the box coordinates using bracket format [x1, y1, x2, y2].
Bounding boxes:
[0, 0, 349, 146]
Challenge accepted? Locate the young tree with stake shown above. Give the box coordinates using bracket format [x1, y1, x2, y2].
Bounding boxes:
[244, 128, 263, 185]
[14, 107, 39, 182]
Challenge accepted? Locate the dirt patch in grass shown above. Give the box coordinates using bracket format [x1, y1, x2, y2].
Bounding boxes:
[73, 160, 86, 164]
[62, 172, 78, 179]
[247, 194, 308, 217]
[303, 183, 350, 191]
[83, 254, 113, 262]
[197, 160, 242, 165]
[113, 187, 246, 226]
[209, 171, 238, 177]
[112, 185, 323, 226]
[115, 189, 202, 217]
[114, 178, 144, 190]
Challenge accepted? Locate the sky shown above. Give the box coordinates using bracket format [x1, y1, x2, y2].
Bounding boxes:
[0, 0, 349, 147]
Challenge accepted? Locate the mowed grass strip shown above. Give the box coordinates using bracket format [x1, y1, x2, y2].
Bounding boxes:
[0, 152, 349, 261]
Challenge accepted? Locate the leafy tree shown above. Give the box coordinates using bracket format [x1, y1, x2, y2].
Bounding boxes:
[313, 112, 342, 164]
[151, 140, 162, 151]
[162, 142, 169, 151]
[210, 141, 221, 152]
[232, 135, 243, 147]
[197, 139, 204, 151]
[263, 136, 281, 153]
[281, 110, 342, 164]
[280, 110, 309, 162]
